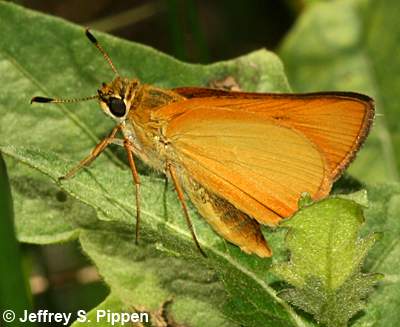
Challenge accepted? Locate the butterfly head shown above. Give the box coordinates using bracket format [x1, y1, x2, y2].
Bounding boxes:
[97, 77, 140, 121]
[30, 29, 142, 123]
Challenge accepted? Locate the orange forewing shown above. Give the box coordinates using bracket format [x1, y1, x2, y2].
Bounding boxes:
[173, 88, 374, 179]
[153, 89, 374, 225]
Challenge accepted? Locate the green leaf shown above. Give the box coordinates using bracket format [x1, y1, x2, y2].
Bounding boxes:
[280, 0, 400, 183]
[352, 183, 400, 326]
[71, 232, 233, 327]
[271, 197, 381, 327]
[0, 3, 307, 327]
[71, 294, 126, 327]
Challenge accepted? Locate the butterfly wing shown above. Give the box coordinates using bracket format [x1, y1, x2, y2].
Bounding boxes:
[154, 91, 373, 225]
[172, 89, 375, 180]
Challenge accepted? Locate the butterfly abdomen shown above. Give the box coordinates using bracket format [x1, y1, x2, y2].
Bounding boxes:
[181, 174, 272, 257]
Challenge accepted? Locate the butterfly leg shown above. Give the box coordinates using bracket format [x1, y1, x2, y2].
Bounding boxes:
[59, 125, 121, 180]
[168, 164, 206, 257]
[123, 139, 141, 244]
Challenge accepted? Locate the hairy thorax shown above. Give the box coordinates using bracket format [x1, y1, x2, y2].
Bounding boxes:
[124, 84, 186, 172]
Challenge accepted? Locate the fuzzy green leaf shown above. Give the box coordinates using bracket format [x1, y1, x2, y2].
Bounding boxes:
[71, 294, 127, 327]
[71, 231, 233, 327]
[351, 184, 400, 326]
[271, 197, 381, 327]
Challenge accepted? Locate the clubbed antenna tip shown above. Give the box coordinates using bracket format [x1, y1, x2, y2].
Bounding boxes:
[84, 28, 119, 76]
[85, 28, 97, 44]
[30, 95, 99, 105]
[31, 96, 54, 104]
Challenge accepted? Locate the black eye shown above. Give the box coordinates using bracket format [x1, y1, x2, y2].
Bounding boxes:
[108, 97, 126, 117]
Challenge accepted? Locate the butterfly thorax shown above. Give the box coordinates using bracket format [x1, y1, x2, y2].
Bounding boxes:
[98, 78, 186, 171]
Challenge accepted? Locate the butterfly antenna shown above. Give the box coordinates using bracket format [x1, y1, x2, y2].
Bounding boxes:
[85, 28, 119, 76]
[30, 95, 99, 104]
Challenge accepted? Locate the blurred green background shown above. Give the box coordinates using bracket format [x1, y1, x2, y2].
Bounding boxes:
[16, 0, 296, 63]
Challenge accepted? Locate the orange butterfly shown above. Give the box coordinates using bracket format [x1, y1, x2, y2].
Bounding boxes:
[32, 30, 374, 257]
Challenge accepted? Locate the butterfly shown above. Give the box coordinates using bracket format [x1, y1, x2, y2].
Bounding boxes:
[31, 29, 374, 257]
